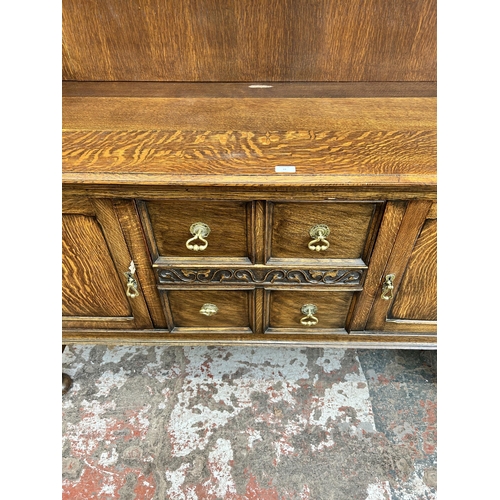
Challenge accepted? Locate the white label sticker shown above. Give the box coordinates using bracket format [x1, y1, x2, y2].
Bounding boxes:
[275, 166, 296, 173]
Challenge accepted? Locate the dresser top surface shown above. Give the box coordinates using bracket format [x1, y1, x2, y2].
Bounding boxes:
[62, 82, 436, 189]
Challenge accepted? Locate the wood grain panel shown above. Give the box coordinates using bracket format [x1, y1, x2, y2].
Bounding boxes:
[63, 178, 437, 198]
[62, 329, 437, 348]
[366, 200, 434, 332]
[254, 288, 265, 334]
[62, 91, 436, 185]
[91, 199, 153, 328]
[348, 201, 406, 331]
[62, 0, 436, 82]
[253, 201, 266, 265]
[143, 200, 249, 259]
[390, 219, 437, 321]
[270, 202, 377, 261]
[63, 97, 436, 131]
[63, 82, 438, 99]
[269, 290, 354, 330]
[62, 129, 436, 179]
[62, 195, 95, 216]
[113, 200, 168, 328]
[165, 290, 251, 329]
[62, 214, 131, 317]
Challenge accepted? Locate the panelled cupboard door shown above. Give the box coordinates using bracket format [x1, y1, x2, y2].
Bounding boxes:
[366, 201, 437, 334]
[62, 197, 153, 330]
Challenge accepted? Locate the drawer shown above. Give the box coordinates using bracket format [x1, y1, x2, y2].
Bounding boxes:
[138, 200, 251, 262]
[268, 202, 380, 262]
[160, 289, 254, 333]
[266, 290, 355, 333]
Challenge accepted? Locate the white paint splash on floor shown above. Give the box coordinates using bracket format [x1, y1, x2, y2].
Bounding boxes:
[167, 347, 376, 461]
[315, 349, 346, 372]
[395, 463, 437, 500]
[365, 480, 392, 499]
[167, 347, 313, 457]
[95, 368, 128, 397]
[165, 463, 191, 500]
[309, 362, 376, 437]
[205, 438, 237, 498]
[101, 346, 139, 364]
[63, 400, 117, 456]
[98, 447, 119, 466]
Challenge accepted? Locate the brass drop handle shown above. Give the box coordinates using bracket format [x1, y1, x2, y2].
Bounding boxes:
[124, 261, 139, 298]
[381, 274, 395, 300]
[186, 222, 211, 251]
[308, 224, 330, 252]
[300, 304, 319, 326]
[200, 303, 218, 316]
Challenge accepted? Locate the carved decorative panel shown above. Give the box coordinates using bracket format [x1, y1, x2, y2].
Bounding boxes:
[157, 268, 363, 285]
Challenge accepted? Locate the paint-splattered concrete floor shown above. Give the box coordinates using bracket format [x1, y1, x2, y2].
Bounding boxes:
[62, 346, 436, 499]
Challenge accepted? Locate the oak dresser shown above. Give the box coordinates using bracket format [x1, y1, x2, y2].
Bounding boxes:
[62, 0, 437, 388]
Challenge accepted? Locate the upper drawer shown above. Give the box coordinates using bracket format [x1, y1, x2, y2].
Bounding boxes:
[138, 200, 251, 263]
[268, 202, 381, 262]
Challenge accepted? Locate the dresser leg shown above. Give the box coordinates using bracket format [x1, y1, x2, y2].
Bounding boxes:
[62, 344, 73, 395]
[62, 373, 73, 395]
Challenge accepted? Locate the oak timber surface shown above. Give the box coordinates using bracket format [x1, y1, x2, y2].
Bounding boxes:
[61, 330, 437, 349]
[63, 82, 437, 98]
[62, 0, 436, 82]
[269, 290, 353, 330]
[62, 83, 436, 187]
[390, 218, 437, 321]
[270, 202, 376, 260]
[62, 215, 131, 317]
[166, 290, 251, 329]
[145, 200, 249, 258]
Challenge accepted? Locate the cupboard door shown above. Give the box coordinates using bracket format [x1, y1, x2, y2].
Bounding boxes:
[365, 201, 437, 334]
[390, 217, 437, 322]
[62, 197, 153, 330]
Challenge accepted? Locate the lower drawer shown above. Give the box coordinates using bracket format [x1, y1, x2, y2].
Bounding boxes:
[265, 290, 355, 334]
[160, 289, 254, 334]
[160, 287, 356, 335]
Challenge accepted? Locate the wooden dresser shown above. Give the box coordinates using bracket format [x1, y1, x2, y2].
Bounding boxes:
[62, 1, 437, 351]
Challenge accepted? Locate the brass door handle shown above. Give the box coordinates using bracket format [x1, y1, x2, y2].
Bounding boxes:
[186, 222, 211, 251]
[200, 303, 218, 316]
[300, 304, 319, 326]
[381, 274, 395, 300]
[124, 261, 139, 298]
[308, 224, 330, 252]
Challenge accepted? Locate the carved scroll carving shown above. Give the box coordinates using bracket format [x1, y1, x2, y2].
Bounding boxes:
[157, 268, 363, 285]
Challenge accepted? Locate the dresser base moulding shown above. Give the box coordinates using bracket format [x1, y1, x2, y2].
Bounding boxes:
[61, 330, 436, 349]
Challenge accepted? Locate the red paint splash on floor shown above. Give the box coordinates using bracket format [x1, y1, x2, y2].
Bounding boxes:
[62, 466, 156, 500]
[420, 399, 437, 454]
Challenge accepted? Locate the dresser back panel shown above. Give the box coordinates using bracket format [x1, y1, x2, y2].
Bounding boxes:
[63, 0, 436, 82]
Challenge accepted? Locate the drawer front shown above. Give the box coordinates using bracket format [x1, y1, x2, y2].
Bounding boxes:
[140, 201, 250, 261]
[267, 290, 355, 332]
[269, 202, 379, 261]
[161, 289, 253, 332]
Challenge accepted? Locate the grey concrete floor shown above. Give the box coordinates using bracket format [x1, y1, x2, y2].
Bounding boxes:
[62, 346, 437, 499]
